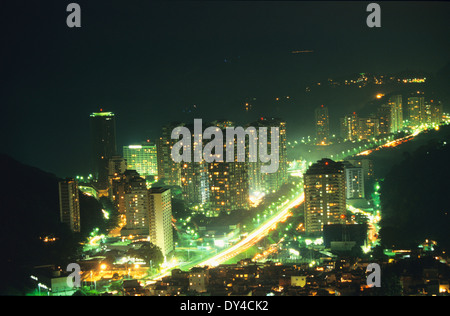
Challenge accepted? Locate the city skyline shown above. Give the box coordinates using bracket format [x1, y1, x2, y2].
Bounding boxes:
[2, 1, 450, 297]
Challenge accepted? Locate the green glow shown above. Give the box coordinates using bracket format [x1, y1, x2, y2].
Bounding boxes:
[101, 209, 110, 220]
[90, 112, 114, 117]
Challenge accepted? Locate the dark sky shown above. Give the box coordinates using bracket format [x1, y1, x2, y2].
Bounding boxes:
[1, 1, 449, 177]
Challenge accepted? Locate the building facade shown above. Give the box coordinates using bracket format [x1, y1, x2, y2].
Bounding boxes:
[178, 122, 210, 207]
[407, 95, 425, 127]
[388, 94, 403, 133]
[304, 159, 346, 236]
[377, 104, 391, 135]
[208, 159, 249, 215]
[58, 178, 81, 232]
[343, 162, 365, 200]
[123, 143, 158, 177]
[315, 105, 330, 145]
[358, 116, 380, 140]
[157, 122, 183, 187]
[340, 112, 359, 141]
[149, 187, 174, 257]
[247, 117, 288, 195]
[207, 121, 250, 215]
[90, 111, 117, 189]
[123, 174, 150, 236]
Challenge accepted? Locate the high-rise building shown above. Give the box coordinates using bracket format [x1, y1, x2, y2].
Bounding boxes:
[424, 98, 443, 125]
[315, 105, 330, 145]
[303, 159, 346, 236]
[377, 104, 391, 135]
[345, 157, 375, 186]
[58, 178, 81, 232]
[358, 116, 380, 140]
[431, 100, 443, 125]
[247, 117, 288, 195]
[123, 142, 158, 177]
[90, 111, 117, 189]
[343, 162, 365, 200]
[111, 169, 143, 216]
[148, 187, 174, 257]
[208, 121, 249, 216]
[340, 112, 359, 141]
[181, 159, 210, 207]
[108, 156, 127, 179]
[107, 155, 127, 198]
[388, 95, 403, 133]
[208, 160, 249, 215]
[407, 95, 425, 127]
[178, 122, 210, 207]
[157, 122, 183, 187]
[123, 174, 149, 236]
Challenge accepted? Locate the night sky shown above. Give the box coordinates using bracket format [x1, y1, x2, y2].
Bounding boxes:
[1, 1, 449, 177]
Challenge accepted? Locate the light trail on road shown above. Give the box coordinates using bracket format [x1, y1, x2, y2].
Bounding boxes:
[191, 129, 425, 269]
[357, 131, 419, 156]
[149, 193, 305, 282]
[197, 193, 305, 268]
[149, 126, 432, 282]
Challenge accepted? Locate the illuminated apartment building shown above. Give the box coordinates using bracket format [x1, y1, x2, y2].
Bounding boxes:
[247, 117, 288, 195]
[345, 157, 374, 185]
[208, 160, 249, 215]
[181, 160, 210, 206]
[111, 169, 143, 216]
[208, 121, 249, 216]
[388, 94, 403, 132]
[123, 142, 158, 177]
[377, 104, 391, 135]
[157, 122, 183, 186]
[407, 95, 425, 127]
[424, 98, 443, 125]
[58, 178, 81, 232]
[303, 159, 346, 236]
[358, 116, 380, 140]
[148, 187, 174, 257]
[431, 100, 443, 125]
[315, 105, 330, 145]
[123, 174, 149, 236]
[340, 112, 359, 141]
[343, 162, 365, 200]
[179, 123, 210, 207]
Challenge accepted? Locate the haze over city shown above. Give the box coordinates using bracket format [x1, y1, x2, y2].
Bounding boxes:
[1, 1, 449, 177]
[1, 0, 450, 299]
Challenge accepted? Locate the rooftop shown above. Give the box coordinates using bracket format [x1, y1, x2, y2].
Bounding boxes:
[90, 111, 115, 117]
[305, 158, 344, 175]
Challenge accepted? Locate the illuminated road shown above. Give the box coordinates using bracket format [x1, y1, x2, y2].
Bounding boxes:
[149, 193, 305, 281]
[193, 128, 425, 269]
[149, 126, 432, 282]
[357, 129, 420, 156]
[195, 193, 305, 267]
